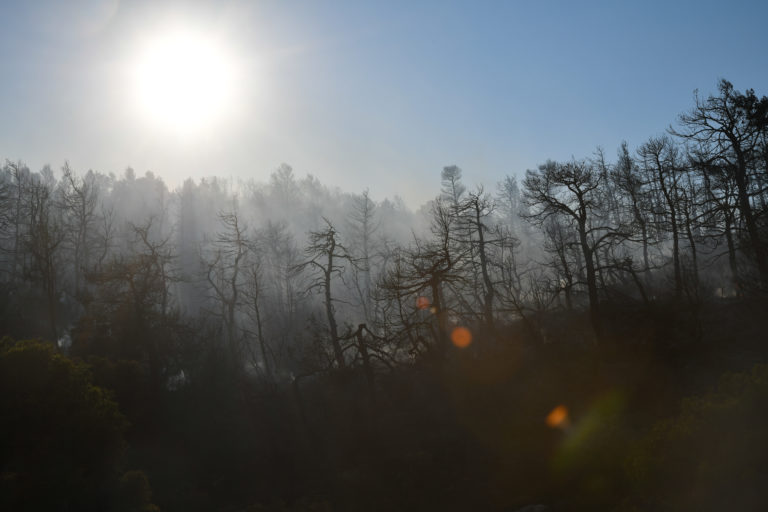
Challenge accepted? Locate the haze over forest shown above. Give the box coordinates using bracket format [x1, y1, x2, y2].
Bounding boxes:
[2, 2, 768, 512]
[3, 77, 768, 511]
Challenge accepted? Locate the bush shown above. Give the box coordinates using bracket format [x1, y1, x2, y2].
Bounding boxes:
[0, 338, 128, 511]
[625, 364, 768, 510]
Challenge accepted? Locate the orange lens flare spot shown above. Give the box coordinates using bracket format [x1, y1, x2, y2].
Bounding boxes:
[451, 326, 472, 348]
[546, 405, 569, 428]
[416, 296, 430, 310]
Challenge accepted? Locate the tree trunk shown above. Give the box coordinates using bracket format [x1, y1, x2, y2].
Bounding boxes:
[324, 247, 345, 368]
[734, 151, 768, 288]
[474, 203, 496, 338]
[356, 324, 376, 404]
[578, 220, 602, 342]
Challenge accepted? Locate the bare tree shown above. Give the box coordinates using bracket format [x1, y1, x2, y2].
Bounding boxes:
[461, 187, 504, 338]
[293, 219, 355, 369]
[542, 215, 578, 311]
[523, 160, 618, 341]
[670, 80, 768, 288]
[0, 161, 32, 283]
[638, 136, 685, 298]
[346, 189, 379, 324]
[380, 199, 468, 357]
[93, 204, 116, 272]
[204, 210, 249, 362]
[612, 142, 653, 276]
[242, 253, 271, 378]
[58, 163, 100, 297]
[84, 215, 179, 391]
[26, 175, 65, 344]
[130, 216, 177, 321]
[496, 174, 525, 239]
[692, 149, 742, 291]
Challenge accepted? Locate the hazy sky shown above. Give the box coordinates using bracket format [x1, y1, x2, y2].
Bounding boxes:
[1, 0, 767, 207]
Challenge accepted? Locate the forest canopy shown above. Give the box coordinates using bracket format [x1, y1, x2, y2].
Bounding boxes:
[1, 80, 768, 511]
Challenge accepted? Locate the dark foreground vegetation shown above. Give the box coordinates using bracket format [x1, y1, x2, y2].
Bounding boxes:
[2, 80, 768, 511]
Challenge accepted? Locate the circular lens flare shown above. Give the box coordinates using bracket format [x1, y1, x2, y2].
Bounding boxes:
[546, 405, 569, 428]
[416, 296, 430, 310]
[451, 326, 472, 348]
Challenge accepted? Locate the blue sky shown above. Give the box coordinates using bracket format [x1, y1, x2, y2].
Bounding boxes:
[1, 0, 766, 206]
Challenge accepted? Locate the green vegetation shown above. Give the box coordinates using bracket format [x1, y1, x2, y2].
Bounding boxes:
[0, 338, 127, 510]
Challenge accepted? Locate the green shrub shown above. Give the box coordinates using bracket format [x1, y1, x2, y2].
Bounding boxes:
[0, 338, 128, 511]
[625, 364, 768, 510]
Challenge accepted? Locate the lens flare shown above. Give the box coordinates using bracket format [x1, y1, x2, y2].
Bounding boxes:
[451, 326, 472, 348]
[546, 405, 569, 428]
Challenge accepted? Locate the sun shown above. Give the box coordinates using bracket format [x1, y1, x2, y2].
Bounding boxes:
[132, 29, 236, 135]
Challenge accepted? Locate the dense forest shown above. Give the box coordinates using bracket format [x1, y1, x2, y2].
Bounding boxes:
[2, 79, 768, 511]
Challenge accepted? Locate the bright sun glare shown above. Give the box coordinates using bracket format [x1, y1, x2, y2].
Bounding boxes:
[133, 29, 236, 135]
